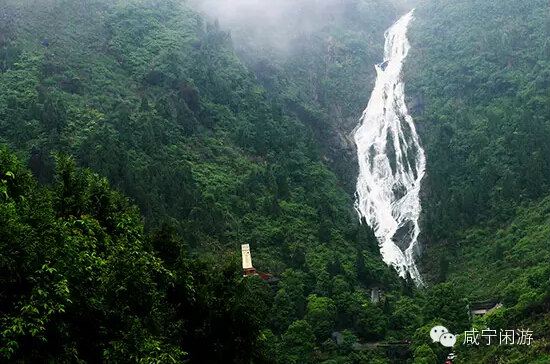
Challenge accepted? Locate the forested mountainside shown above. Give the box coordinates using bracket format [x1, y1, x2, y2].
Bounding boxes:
[0, 0, 391, 272]
[0, 147, 271, 362]
[1, 0, 550, 363]
[406, 0, 550, 362]
[408, 0, 550, 240]
[0, 0, 413, 362]
[192, 0, 401, 191]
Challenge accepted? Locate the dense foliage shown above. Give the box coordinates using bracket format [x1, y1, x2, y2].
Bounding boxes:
[408, 0, 550, 238]
[406, 0, 550, 362]
[0, 147, 271, 362]
[0, 0, 416, 362]
[222, 0, 401, 191]
[2, 0, 550, 362]
[0, 0, 400, 276]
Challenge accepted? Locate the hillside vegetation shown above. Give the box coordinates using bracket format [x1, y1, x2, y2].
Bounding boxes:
[2, 0, 550, 362]
[408, 0, 550, 239]
[0, 0, 414, 362]
[209, 0, 400, 190]
[407, 0, 550, 362]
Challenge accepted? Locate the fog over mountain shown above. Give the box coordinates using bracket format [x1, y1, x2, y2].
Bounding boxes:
[188, 0, 412, 55]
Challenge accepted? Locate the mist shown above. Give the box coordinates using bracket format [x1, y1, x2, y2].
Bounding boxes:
[188, 0, 413, 55]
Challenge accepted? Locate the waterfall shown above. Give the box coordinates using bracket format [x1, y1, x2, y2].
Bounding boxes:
[354, 10, 426, 285]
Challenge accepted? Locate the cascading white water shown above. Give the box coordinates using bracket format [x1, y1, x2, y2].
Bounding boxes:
[354, 10, 426, 285]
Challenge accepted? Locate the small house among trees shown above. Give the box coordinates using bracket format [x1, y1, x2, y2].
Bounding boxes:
[468, 300, 502, 318]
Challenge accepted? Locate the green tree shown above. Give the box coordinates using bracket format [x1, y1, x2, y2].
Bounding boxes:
[413, 344, 437, 364]
[281, 320, 316, 364]
[390, 297, 423, 336]
[423, 283, 470, 332]
[305, 295, 338, 340]
[271, 288, 297, 334]
[355, 301, 388, 341]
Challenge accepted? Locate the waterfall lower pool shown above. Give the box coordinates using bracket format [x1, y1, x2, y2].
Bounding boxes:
[354, 10, 426, 285]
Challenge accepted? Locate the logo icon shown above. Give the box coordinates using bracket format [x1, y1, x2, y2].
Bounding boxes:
[440, 333, 457, 347]
[430, 325, 456, 347]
